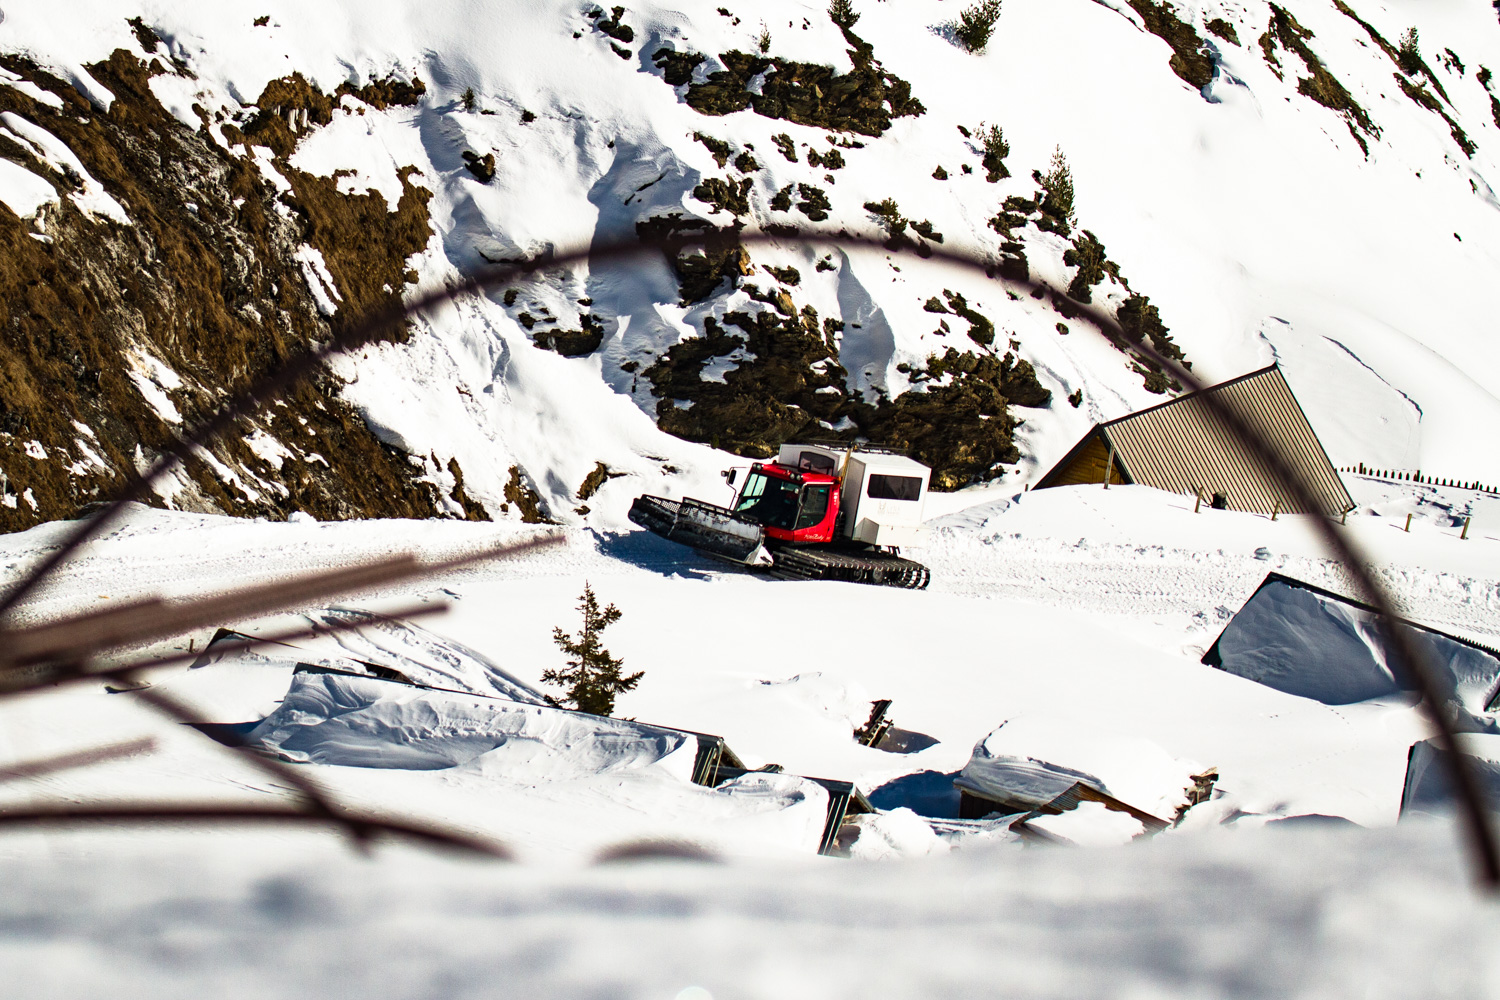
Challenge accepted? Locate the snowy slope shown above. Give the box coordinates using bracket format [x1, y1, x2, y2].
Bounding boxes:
[4, 479, 1496, 843]
[4, 0, 1500, 523]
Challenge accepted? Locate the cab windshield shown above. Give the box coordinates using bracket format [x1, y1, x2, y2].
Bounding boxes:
[733, 470, 802, 530]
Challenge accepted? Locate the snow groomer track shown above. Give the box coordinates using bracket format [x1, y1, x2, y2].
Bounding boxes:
[769, 546, 931, 589]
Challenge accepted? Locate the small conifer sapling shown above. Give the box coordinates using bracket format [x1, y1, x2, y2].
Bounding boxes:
[543, 582, 642, 716]
[863, 197, 908, 240]
[1063, 230, 1106, 302]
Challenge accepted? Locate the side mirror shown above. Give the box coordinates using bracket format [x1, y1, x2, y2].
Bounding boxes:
[722, 469, 737, 485]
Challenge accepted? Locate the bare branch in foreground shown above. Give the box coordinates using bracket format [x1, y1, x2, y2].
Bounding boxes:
[0, 803, 512, 858]
[0, 737, 157, 784]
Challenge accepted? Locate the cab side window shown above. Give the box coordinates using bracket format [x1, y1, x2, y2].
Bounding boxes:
[795, 485, 831, 529]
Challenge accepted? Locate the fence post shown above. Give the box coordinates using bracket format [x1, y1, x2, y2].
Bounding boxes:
[1271, 500, 1281, 522]
[1405, 513, 1413, 533]
[1462, 517, 1471, 541]
[1193, 489, 1202, 513]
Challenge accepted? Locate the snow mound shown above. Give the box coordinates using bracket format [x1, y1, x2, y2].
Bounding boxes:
[710, 770, 831, 853]
[847, 807, 950, 860]
[1023, 801, 1146, 847]
[299, 607, 548, 704]
[247, 668, 695, 780]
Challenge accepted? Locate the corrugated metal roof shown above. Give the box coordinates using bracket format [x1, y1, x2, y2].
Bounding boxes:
[1040, 365, 1353, 515]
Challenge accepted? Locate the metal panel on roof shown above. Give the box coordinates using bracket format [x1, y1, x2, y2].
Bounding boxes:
[1042, 366, 1352, 515]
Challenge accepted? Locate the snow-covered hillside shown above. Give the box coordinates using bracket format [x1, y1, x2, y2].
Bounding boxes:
[2, 0, 1500, 528]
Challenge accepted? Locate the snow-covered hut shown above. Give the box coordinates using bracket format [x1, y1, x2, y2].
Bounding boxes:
[709, 763, 873, 855]
[1035, 365, 1352, 516]
[1007, 782, 1172, 846]
[952, 720, 1209, 823]
[1400, 735, 1500, 819]
[1204, 573, 1500, 714]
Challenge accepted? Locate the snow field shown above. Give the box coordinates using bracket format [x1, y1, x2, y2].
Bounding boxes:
[0, 819, 1494, 998]
[5, 477, 1497, 856]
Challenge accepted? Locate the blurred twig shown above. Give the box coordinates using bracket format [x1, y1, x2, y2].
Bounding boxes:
[0, 804, 512, 857]
[0, 737, 157, 784]
[0, 533, 563, 694]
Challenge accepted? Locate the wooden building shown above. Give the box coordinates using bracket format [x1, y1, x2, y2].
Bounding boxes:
[1035, 364, 1353, 516]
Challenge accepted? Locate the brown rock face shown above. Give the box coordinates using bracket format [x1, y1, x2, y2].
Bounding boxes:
[0, 50, 444, 531]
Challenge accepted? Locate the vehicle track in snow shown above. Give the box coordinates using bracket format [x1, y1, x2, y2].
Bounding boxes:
[923, 526, 1500, 646]
[5, 506, 1499, 650]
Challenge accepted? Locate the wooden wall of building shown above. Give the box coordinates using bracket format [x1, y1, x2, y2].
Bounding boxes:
[1043, 432, 1129, 487]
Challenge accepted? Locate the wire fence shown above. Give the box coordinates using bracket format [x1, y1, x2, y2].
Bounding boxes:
[1340, 465, 1500, 496]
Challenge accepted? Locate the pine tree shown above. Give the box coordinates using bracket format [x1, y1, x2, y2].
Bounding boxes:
[979, 123, 1010, 181]
[828, 0, 860, 30]
[544, 582, 641, 716]
[955, 0, 1002, 53]
[1039, 146, 1076, 231]
[863, 197, 908, 240]
[1063, 230, 1106, 303]
[1398, 26, 1421, 76]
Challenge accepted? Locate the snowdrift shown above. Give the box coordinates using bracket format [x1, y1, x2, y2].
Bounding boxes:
[241, 665, 840, 855]
[172, 607, 549, 719]
[1205, 574, 1500, 715]
[248, 666, 697, 777]
[296, 607, 548, 704]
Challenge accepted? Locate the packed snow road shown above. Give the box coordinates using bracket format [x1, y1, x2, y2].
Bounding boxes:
[6, 481, 1500, 652]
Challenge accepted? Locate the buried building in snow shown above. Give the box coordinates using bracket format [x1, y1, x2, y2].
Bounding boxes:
[1400, 735, 1500, 819]
[951, 719, 1217, 834]
[1204, 572, 1500, 718]
[188, 625, 871, 856]
[1035, 364, 1353, 516]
